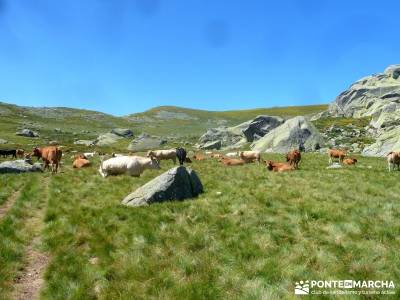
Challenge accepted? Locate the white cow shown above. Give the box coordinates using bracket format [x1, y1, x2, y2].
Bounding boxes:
[387, 151, 400, 172]
[225, 152, 238, 158]
[83, 152, 97, 158]
[239, 151, 261, 163]
[99, 156, 160, 177]
[147, 149, 177, 163]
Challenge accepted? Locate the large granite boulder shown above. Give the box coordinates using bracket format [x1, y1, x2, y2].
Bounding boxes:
[251, 116, 324, 153]
[127, 133, 167, 152]
[16, 129, 39, 137]
[74, 140, 95, 146]
[0, 160, 43, 174]
[111, 128, 134, 138]
[122, 166, 203, 207]
[200, 140, 222, 150]
[95, 132, 122, 146]
[242, 115, 284, 142]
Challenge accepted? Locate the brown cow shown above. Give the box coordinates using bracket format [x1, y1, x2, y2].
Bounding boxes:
[266, 160, 294, 172]
[73, 158, 91, 169]
[16, 149, 25, 158]
[220, 157, 245, 166]
[328, 149, 346, 164]
[286, 149, 301, 169]
[193, 153, 206, 161]
[387, 151, 400, 172]
[343, 158, 357, 165]
[32, 146, 62, 173]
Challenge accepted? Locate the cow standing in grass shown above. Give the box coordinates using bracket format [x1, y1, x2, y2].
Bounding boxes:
[0, 149, 17, 158]
[286, 149, 301, 169]
[328, 149, 346, 164]
[176, 147, 187, 166]
[387, 152, 400, 171]
[99, 156, 160, 177]
[147, 149, 177, 164]
[32, 146, 62, 173]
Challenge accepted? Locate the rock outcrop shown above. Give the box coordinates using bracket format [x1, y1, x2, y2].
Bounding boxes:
[16, 129, 39, 137]
[197, 115, 284, 149]
[0, 160, 43, 173]
[127, 133, 167, 152]
[74, 140, 95, 146]
[122, 166, 203, 207]
[326, 64, 400, 156]
[111, 128, 134, 138]
[251, 116, 324, 153]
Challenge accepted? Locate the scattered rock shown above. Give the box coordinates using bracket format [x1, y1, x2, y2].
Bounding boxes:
[326, 163, 342, 169]
[111, 128, 134, 138]
[74, 140, 95, 146]
[127, 133, 167, 152]
[16, 129, 39, 138]
[0, 160, 43, 173]
[122, 166, 203, 207]
[242, 115, 284, 142]
[95, 132, 122, 146]
[0, 138, 8, 144]
[251, 116, 324, 153]
[200, 140, 222, 150]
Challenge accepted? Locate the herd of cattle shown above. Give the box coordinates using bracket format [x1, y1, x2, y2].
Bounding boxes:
[1, 146, 400, 175]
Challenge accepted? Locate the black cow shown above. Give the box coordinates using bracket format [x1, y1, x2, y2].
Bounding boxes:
[0, 149, 17, 158]
[176, 147, 187, 166]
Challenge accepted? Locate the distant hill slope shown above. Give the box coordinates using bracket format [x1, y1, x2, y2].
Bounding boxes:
[0, 101, 327, 147]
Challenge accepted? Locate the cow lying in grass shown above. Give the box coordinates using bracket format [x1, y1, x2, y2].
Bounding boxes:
[286, 149, 301, 169]
[387, 151, 400, 171]
[73, 158, 91, 168]
[147, 149, 177, 164]
[193, 153, 206, 161]
[219, 157, 245, 166]
[343, 158, 357, 165]
[266, 160, 295, 172]
[99, 156, 160, 177]
[328, 149, 346, 164]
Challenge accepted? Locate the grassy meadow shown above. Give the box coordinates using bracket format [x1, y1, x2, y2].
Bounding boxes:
[1, 153, 399, 299]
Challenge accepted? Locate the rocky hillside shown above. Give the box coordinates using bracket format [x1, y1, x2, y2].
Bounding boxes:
[320, 64, 400, 156]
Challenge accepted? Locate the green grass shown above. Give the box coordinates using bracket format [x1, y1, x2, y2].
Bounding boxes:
[0, 174, 46, 300]
[312, 116, 371, 132]
[1, 153, 398, 299]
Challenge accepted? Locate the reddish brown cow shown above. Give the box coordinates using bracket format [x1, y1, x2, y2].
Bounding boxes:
[328, 149, 346, 164]
[266, 160, 295, 172]
[193, 153, 207, 161]
[387, 151, 400, 171]
[73, 158, 91, 169]
[32, 146, 62, 173]
[220, 157, 245, 166]
[286, 149, 301, 169]
[343, 158, 357, 165]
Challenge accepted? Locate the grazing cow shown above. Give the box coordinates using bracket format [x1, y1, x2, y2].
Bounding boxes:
[99, 156, 160, 177]
[73, 158, 91, 168]
[225, 152, 238, 158]
[176, 147, 187, 166]
[239, 151, 261, 163]
[193, 153, 206, 161]
[343, 158, 358, 165]
[220, 157, 245, 166]
[0, 149, 17, 158]
[328, 149, 346, 164]
[286, 149, 301, 169]
[266, 160, 294, 172]
[32, 146, 62, 173]
[387, 151, 400, 172]
[147, 149, 177, 164]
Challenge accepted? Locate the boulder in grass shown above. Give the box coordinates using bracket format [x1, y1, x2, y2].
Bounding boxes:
[0, 138, 8, 144]
[0, 160, 43, 174]
[111, 128, 134, 138]
[16, 129, 39, 137]
[122, 166, 203, 207]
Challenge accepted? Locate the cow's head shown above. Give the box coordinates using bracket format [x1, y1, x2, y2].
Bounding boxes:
[266, 160, 274, 171]
[146, 150, 154, 158]
[32, 147, 41, 158]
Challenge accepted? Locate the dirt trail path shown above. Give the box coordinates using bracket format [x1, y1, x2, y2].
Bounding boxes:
[0, 189, 22, 219]
[12, 177, 51, 300]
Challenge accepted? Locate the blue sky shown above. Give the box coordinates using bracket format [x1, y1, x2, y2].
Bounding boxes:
[0, 0, 398, 115]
